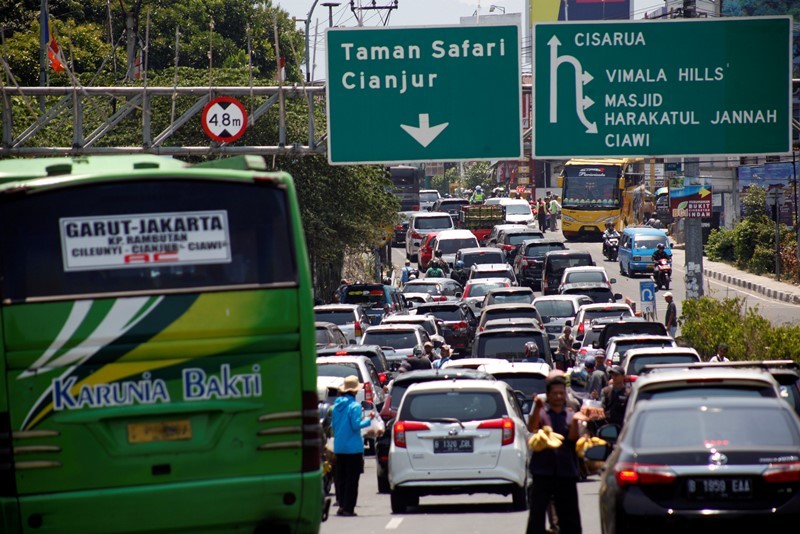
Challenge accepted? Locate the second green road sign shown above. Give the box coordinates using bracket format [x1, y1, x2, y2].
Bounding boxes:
[326, 25, 523, 165]
[533, 17, 792, 158]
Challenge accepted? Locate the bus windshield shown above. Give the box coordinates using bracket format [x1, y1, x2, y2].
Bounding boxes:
[562, 176, 620, 208]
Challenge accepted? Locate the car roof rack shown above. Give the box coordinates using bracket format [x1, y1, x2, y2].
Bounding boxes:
[639, 359, 798, 375]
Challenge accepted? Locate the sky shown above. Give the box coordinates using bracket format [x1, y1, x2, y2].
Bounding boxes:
[280, 0, 665, 79]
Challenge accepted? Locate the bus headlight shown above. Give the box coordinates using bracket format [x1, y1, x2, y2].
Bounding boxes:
[561, 214, 576, 223]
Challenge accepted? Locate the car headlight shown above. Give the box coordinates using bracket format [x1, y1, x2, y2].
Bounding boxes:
[633, 256, 641, 261]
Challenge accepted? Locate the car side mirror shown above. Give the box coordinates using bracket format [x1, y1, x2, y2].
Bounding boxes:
[361, 401, 375, 411]
[610, 278, 617, 284]
[541, 316, 550, 324]
[613, 293, 623, 301]
[584, 444, 611, 462]
[349, 339, 357, 345]
[406, 302, 414, 308]
[455, 291, 463, 299]
[572, 341, 581, 350]
[597, 423, 621, 443]
[475, 301, 483, 308]
[565, 319, 573, 327]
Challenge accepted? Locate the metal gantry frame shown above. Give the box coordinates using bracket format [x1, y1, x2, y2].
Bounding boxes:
[0, 85, 326, 156]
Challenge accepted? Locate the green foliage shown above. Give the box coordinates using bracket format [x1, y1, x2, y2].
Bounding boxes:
[733, 214, 774, 268]
[748, 244, 774, 275]
[704, 227, 735, 262]
[780, 240, 800, 283]
[741, 184, 767, 218]
[679, 296, 781, 361]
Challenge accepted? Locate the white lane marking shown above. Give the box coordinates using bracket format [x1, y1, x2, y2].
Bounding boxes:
[385, 518, 404, 530]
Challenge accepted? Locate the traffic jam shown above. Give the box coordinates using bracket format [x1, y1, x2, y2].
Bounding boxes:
[314, 192, 800, 531]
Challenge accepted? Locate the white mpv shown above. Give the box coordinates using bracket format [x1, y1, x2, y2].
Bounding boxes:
[388, 379, 529, 513]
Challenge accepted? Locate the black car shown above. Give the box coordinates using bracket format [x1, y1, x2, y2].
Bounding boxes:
[512, 239, 567, 290]
[471, 326, 553, 366]
[431, 198, 470, 223]
[392, 211, 414, 246]
[589, 396, 800, 532]
[375, 368, 496, 493]
[541, 250, 595, 295]
[560, 282, 622, 304]
[495, 228, 545, 263]
[412, 301, 478, 355]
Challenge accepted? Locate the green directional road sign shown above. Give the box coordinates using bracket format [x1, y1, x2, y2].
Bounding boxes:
[532, 17, 792, 158]
[326, 25, 523, 165]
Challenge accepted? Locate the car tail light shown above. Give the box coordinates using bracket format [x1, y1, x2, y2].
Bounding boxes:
[614, 462, 676, 488]
[412, 204, 420, 211]
[354, 321, 363, 338]
[452, 320, 468, 333]
[626, 375, 638, 383]
[411, 231, 422, 240]
[395, 224, 403, 230]
[433, 295, 447, 302]
[478, 417, 515, 446]
[335, 350, 348, 356]
[394, 421, 430, 448]
[577, 321, 585, 336]
[763, 462, 800, 483]
[502, 244, 515, 251]
[364, 382, 374, 404]
[378, 372, 387, 385]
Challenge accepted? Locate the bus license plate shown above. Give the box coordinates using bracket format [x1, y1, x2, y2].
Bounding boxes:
[434, 438, 473, 453]
[686, 478, 752, 499]
[128, 420, 192, 444]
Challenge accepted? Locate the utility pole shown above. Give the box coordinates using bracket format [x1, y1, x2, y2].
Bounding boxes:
[39, 0, 47, 111]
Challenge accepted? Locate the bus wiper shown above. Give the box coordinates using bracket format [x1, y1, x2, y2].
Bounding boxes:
[427, 417, 465, 429]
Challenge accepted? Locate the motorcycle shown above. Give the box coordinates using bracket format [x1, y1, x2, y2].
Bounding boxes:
[603, 236, 619, 261]
[652, 257, 672, 290]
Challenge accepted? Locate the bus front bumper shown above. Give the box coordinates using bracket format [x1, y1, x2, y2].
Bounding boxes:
[4, 472, 322, 534]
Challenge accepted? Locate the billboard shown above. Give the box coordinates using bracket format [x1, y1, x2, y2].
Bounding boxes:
[530, 0, 631, 22]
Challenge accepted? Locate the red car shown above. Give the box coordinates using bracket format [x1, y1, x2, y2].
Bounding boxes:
[418, 232, 439, 270]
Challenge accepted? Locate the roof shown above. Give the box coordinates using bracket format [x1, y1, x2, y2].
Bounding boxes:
[486, 287, 534, 296]
[481, 303, 538, 312]
[382, 315, 435, 324]
[314, 304, 363, 311]
[484, 318, 538, 328]
[634, 365, 778, 386]
[317, 355, 371, 365]
[563, 266, 609, 274]
[471, 263, 512, 271]
[436, 229, 477, 239]
[521, 238, 565, 246]
[502, 228, 544, 236]
[478, 361, 551, 376]
[491, 224, 528, 232]
[625, 347, 700, 358]
[317, 345, 386, 356]
[544, 250, 593, 258]
[475, 326, 546, 337]
[315, 321, 339, 329]
[404, 278, 450, 285]
[465, 277, 512, 285]
[404, 379, 508, 393]
[364, 324, 426, 333]
[413, 301, 464, 310]
[440, 358, 509, 370]
[622, 226, 669, 237]
[410, 211, 452, 219]
[391, 368, 495, 385]
[534, 295, 590, 303]
[633, 396, 790, 413]
[458, 247, 505, 255]
[580, 302, 633, 311]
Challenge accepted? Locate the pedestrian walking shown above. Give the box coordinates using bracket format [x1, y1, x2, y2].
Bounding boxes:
[331, 376, 376, 517]
[433, 344, 452, 368]
[527, 375, 587, 534]
[663, 292, 677, 338]
[549, 196, 561, 231]
[585, 355, 608, 401]
[601, 366, 631, 429]
[709, 343, 730, 363]
[400, 259, 413, 287]
[555, 325, 578, 371]
[537, 199, 548, 233]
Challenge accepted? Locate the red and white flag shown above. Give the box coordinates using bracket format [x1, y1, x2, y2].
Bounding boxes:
[44, 16, 65, 73]
[277, 56, 285, 82]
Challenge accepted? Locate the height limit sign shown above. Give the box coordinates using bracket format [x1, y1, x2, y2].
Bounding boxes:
[202, 96, 248, 143]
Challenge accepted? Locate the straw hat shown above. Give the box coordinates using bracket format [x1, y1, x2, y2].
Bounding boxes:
[338, 375, 362, 394]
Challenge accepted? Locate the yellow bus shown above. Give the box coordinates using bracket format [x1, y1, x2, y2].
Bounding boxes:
[557, 158, 644, 240]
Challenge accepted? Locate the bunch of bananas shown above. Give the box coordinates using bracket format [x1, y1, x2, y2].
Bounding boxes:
[528, 425, 564, 452]
[575, 436, 607, 458]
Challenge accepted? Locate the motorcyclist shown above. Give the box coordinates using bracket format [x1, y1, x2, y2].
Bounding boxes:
[652, 242, 670, 263]
[430, 250, 450, 275]
[450, 260, 469, 286]
[469, 185, 485, 204]
[602, 222, 620, 258]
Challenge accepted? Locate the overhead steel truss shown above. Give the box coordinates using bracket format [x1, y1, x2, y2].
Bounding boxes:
[0, 85, 326, 156]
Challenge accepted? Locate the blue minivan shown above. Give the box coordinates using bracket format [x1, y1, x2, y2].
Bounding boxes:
[618, 227, 671, 276]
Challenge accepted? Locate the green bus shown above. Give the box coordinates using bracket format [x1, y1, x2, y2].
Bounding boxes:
[0, 155, 321, 533]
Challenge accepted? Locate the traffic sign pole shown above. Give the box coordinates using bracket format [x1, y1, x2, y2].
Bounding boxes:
[639, 280, 656, 321]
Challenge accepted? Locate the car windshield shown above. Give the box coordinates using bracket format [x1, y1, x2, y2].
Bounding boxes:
[473, 270, 512, 280]
[362, 331, 418, 349]
[466, 282, 508, 297]
[505, 204, 532, 215]
[390, 383, 411, 409]
[415, 307, 461, 321]
[479, 334, 547, 360]
[399, 391, 507, 422]
[387, 319, 434, 336]
[637, 386, 776, 404]
[489, 294, 532, 305]
[508, 233, 542, 245]
[631, 406, 799, 450]
[547, 257, 592, 273]
[582, 308, 632, 322]
[439, 238, 478, 254]
[342, 287, 386, 305]
[403, 283, 441, 295]
[416, 216, 452, 230]
[440, 200, 469, 213]
[635, 236, 668, 249]
[628, 355, 699, 375]
[534, 301, 576, 318]
[524, 243, 566, 256]
[317, 363, 363, 380]
[564, 272, 606, 284]
[315, 310, 355, 326]
[462, 252, 504, 268]
[484, 309, 537, 322]
[564, 287, 614, 303]
[315, 329, 332, 344]
[420, 192, 439, 202]
[492, 374, 547, 396]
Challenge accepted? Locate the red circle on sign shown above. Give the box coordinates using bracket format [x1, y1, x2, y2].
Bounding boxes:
[201, 96, 248, 143]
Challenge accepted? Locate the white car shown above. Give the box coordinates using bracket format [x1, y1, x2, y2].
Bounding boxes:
[406, 212, 454, 262]
[388, 379, 529, 512]
[439, 357, 506, 370]
[419, 189, 441, 211]
[604, 334, 677, 368]
[431, 229, 479, 267]
[621, 346, 702, 377]
[316, 355, 387, 409]
[572, 302, 634, 340]
[314, 303, 370, 344]
[360, 324, 431, 359]
[477, 361, 551, 416]
[499, 198, 535, 225]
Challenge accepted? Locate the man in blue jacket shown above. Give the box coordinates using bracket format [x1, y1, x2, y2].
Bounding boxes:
[331, 376, 375, 516]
